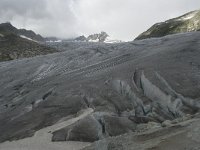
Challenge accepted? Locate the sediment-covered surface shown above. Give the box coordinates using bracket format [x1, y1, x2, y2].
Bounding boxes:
[0, 32, 200, 149]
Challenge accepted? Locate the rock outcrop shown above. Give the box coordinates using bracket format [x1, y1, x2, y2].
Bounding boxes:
[135, 10, 200, 40]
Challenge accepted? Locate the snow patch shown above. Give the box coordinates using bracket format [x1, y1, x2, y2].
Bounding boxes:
[20, 35, 38, 43]
[88, 39, 99, 42]
[176, 11, 198, 21]
[46, 40, 62, 43]
[104, 36, 122, 43]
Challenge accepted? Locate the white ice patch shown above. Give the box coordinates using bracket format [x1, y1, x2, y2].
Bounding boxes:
[176, 11, 198, 21]
[32, 63, 56, 82]
[46, 40, 62, 43]
[34, 99, 43, 107]
[20, 35, 38, 43]
[104, 36, 122, 43]
[88, 39, 99, 42]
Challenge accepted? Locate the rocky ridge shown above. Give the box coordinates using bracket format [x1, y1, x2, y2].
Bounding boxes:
[0, 23, 58, 61]
[135, 10, 200, 40]
[0, 22, 44, 42]
[75, 32, 122, 43]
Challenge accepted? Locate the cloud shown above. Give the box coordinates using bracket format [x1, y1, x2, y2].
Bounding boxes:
[73, 0, 200, 40]
[0, 0, 200, 40]
[0, 0, 48, 20]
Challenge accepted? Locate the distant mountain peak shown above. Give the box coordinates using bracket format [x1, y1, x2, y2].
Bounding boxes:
[74, 31, 122, 43]
[87, 31, 109, 42]
[0, 22, 13, 27]
[74, 35, 87, 42]
[0, 22, 17, 35]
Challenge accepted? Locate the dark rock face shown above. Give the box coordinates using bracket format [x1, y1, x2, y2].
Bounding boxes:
[52, 114, 136, 142]
[52, 115, 102, 142]
[129, 116, 155, 124]
[135, 10, 200, 40]
[0, 22, 17, 35]
[66, 115, 102, 142]
[87, 31, 109, 42]
[102, 115, 136, 136]
[75, 35, 87, 42]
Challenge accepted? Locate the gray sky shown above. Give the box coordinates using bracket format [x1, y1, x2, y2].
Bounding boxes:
[0, 0, 200, 41]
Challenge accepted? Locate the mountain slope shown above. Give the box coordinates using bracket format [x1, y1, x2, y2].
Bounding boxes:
[0, 22, 44, 42]
[0, 34, 58, 61]
[135, 10, 200, 40]
[0, 23, 59, 61]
